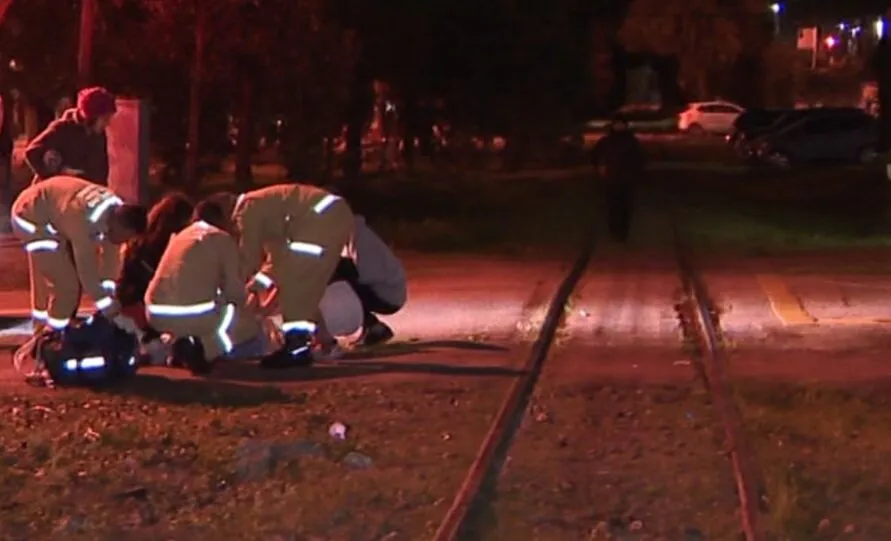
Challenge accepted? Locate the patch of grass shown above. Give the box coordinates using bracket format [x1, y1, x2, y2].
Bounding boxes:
[0, 376, 511, 540]
[737, 381, 891, 541]
[682, 203, 891, 252]
[482, 380, 741, 541]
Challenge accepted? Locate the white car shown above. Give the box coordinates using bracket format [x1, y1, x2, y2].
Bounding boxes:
[678, 101, 745, 135]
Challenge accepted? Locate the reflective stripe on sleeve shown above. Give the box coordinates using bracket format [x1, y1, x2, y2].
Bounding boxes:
[313, 194, 340, 214]
[253, 272, 274, 288]
[88, 195, 124, 223]
[12, 215, 36, 234]
[288, 241, 323, 256]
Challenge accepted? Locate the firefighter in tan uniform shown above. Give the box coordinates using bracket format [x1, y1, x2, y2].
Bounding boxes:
[209, 183, 354, 368]
[10, 176, 147, 333]
[144, 201, 261, 374]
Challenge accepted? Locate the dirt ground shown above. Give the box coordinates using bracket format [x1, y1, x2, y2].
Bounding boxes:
[728, 348, 891, 541]
[0, 374, 513, 541]
[478, 347, 742, 541]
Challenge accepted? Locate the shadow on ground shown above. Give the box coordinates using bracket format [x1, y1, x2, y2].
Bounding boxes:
[88, 340, 519, 405]
[210, 339, 519, 384]
[95, 374, 293, 407]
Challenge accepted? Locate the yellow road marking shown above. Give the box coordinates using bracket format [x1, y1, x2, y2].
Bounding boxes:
[756, 274, 817, 325]
[818, 316, 891, 326]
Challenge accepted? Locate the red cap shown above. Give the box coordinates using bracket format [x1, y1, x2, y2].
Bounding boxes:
[77, 87, 117, 121]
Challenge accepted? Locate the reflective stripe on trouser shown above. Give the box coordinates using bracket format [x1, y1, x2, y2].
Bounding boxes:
[11, 214, 76, 329]
[273, 197, 354, 334]
[146, 302, 261, 361]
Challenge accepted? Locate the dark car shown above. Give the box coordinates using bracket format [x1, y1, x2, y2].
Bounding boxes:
[727, 108, 790, 149]
[737, 108, 868, 160]
[751, 110, 878, 167]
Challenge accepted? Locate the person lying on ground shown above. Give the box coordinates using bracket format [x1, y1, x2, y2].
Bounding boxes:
[144, 199, 262, 375]
[203, 183, 354, 369]
[11, 176, 146, 336]
[116, 192, 194, 364]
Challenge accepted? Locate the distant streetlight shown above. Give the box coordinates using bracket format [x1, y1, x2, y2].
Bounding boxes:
[770, 3, 781, 35]
[876, 19, 885, 39]
[825, 36, 837, 48]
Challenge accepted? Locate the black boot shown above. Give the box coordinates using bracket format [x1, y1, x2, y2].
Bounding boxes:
[170, 336, 214, 375]
[360, 316, 394, 347]
[260, 330, 314, 369]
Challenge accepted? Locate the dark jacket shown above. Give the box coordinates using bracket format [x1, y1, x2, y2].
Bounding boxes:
[590, 129, 645, 184]
[116, 237, 169, 307]
[24, 108, 109, 184]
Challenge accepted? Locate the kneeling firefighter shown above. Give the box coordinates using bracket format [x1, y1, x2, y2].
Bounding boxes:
[208, 183, 354, 369]
[144, 200, 262, 374]
[11, 176, 147, 333]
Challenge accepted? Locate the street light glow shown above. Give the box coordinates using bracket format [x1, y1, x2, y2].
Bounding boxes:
[876, 19, 885, 38]
[769, 3, 781, 14]
[824, 36, 836, 48]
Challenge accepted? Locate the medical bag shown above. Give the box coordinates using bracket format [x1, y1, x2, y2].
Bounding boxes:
[37, 313, 139, 386]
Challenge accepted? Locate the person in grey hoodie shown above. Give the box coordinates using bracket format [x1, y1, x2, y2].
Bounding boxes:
[329, 215, 406, 346]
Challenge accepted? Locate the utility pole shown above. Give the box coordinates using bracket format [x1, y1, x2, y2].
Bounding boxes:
[77, 0, 96, 88]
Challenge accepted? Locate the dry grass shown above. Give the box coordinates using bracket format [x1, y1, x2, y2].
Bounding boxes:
[481, 379, 741, 540]
[738, 381, 891, 541]
[0, 375, 513, 540]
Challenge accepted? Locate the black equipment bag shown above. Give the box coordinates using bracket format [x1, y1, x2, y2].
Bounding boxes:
[38, 313, 139, 386]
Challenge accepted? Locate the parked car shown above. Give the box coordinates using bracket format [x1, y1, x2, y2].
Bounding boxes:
[726, 108, 790, 151]
[677, 100, 745, 135]
[750, 110, 878, 167]
[735, 107, 866, 160]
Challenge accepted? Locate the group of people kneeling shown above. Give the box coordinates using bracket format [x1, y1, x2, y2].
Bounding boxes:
[11, 175, 406, 376]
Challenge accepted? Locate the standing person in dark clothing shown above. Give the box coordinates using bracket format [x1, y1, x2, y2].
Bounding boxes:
[24, 87, 116, 185]
[590, 116, 645, 243]
[116, 193, 194, 364]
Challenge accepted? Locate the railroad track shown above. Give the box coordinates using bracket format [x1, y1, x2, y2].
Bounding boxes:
[430, 218, 769, 541]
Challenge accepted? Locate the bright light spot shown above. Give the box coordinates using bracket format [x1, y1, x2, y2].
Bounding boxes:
[853, 26, 862, 36]
[769, 3, 781, 14]
[8, 59, 21, 71]
[839, 23, 846, 30]
[825, 36, 837, 48]
[876, 19, 885, 39]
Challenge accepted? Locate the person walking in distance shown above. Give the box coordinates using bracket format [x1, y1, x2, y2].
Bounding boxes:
[10, 176, 147, 335]
[206, 183, 354, 369]
[24, 87, 116, 186]
[590, 115, 644, 243]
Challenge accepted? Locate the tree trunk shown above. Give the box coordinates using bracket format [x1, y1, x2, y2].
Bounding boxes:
[343, 59, 371, 193]
[184, 8, 206, 191]
[76, 0, 96, 88]
[234, 72, 254, 192]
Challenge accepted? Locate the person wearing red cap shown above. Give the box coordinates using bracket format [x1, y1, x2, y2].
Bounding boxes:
[24, 86, 116, 186]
